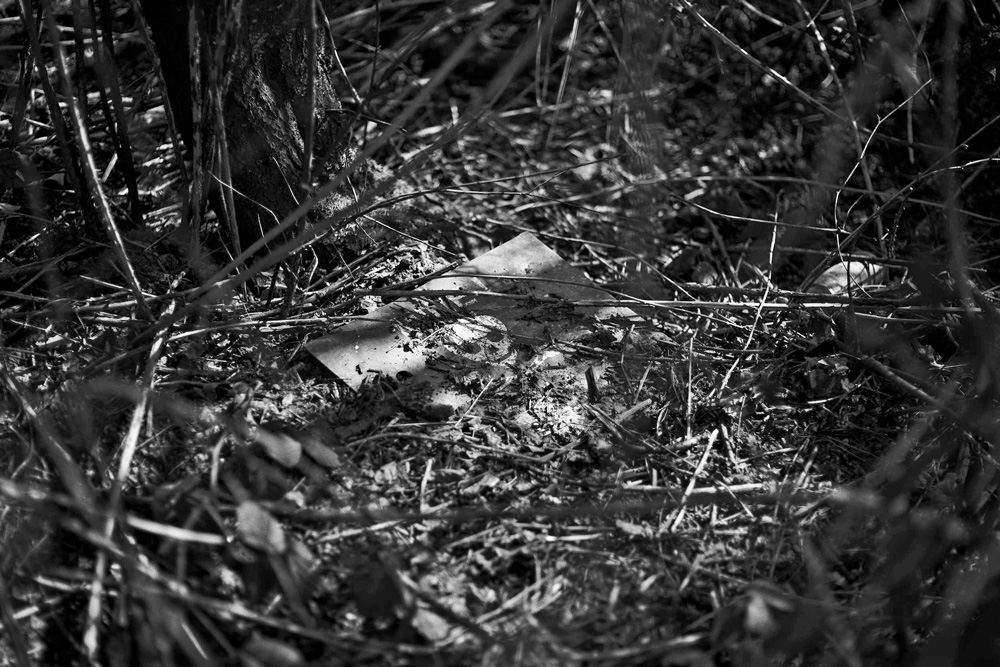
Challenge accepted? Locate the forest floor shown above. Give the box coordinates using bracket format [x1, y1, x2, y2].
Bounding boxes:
[3, 2, 1000, 666]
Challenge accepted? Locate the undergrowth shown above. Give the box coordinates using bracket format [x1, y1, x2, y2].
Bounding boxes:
[2, 0, 1000, 665]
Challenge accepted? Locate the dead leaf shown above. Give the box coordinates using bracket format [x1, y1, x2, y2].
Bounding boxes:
[305, 233, 639, 390]
[236, 501, 287, 554]
[239, 634, 304, 667]
[282, 490, 307, 508]
[301, 435, 340, 468]
[286, 538, 318, 585]
[712, 580, 793, 647]
[462, 472, 501, 496]
[254, 428, 302, 467]
[533, 350, 566, 368]
[375, 461, 403, 485]
[807, 257, 883, 295]
[661, 650, 715, 667]
[615, 519, 650, 538]
[411, 602, 454, 642]
[743, 581, 792, 639]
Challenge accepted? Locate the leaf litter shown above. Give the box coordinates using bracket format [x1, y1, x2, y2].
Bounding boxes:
[5, 1, 1000, 665]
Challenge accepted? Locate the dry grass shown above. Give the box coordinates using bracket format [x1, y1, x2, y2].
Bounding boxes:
[2, 1, 1000, 665]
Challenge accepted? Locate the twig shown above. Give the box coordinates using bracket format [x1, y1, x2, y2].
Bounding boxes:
[668, 428, 720, 532]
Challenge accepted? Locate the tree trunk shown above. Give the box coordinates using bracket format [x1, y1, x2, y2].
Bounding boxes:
[137, 0, 352, 249]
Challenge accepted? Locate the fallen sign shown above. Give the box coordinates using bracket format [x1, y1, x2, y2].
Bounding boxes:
[305, 232, 644, 415]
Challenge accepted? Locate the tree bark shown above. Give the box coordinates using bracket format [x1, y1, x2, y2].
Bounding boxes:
[137, 0, 352, 249]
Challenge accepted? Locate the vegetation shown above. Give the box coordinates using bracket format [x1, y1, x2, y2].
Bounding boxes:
[2, 0, 1000, 665]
